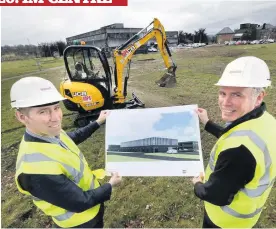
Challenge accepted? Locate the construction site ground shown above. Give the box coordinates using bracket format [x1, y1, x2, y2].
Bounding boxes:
[1, 44, 276, 228]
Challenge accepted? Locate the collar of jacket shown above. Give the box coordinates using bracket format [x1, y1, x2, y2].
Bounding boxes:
[24, 129, 60, 144]
[24, 129, 71, 151]
[220, 102, 266, 136]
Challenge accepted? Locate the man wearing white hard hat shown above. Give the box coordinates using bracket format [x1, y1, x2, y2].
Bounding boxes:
[192, 56, 276, 228]
[10, 76, 122, 228]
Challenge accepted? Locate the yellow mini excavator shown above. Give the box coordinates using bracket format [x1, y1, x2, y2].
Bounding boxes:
[60, 18, 177, 127]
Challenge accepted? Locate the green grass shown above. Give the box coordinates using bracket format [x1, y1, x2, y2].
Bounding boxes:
[146, 153, 200, 159]
[1, 43, 276, 228]
[107, 155, 159, 162]
[107, 152, 200, 162]
[1, 57, 64, 79]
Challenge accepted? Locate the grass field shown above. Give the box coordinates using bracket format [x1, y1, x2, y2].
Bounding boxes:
[146, 152, 200, 160]
[1, 57, 64, 79]
[1, 44, 276, 228]
[107, 154, 160, 162]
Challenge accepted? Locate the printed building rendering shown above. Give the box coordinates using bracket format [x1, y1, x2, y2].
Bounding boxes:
[108, 137, 198, 153]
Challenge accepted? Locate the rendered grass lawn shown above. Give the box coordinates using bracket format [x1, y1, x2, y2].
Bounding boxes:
[107, 152, 200, 162]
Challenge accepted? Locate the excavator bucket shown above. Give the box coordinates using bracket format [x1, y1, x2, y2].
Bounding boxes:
[155, 66, 177, 88]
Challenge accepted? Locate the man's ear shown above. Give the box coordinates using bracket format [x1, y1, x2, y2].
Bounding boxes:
[15, 110, 28, 125]
[255, 91, 265, 107]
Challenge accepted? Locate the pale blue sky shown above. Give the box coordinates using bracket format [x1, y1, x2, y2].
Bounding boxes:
[106, 106, 199, 146]
[153, 112, 193, 131]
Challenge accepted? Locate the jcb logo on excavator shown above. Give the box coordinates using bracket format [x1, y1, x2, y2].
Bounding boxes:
[73, 91, 87, 96]
[121, 45, 136, 58]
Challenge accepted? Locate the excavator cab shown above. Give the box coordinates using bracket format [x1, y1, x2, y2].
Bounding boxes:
[60, 45, 113, 126]
[64, 45, 110, 83]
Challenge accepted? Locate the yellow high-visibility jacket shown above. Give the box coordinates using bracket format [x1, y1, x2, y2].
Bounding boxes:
[204, 111, 276, 228]
[15, 130, 105, 228]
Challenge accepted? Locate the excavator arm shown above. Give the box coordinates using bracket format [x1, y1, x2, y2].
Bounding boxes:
[112, 18, 177, 105]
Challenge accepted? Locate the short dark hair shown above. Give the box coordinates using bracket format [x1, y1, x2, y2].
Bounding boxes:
[17, 107, 31, 115]
[16, 101, 60, 115]
[30, 101, 60, 108]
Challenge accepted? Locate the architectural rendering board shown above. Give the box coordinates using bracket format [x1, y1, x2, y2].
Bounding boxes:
[105, 105, 204, 176]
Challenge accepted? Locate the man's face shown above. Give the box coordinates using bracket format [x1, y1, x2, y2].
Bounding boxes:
[218, 87, 263, 122]
[16, 103, 63, 137]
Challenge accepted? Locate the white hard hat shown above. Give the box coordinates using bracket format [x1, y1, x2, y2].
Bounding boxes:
[215, 56, 271, 88]
[10, 76, 66, 108]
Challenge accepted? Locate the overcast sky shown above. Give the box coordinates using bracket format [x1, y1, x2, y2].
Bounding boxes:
[1, 0, 276, 46]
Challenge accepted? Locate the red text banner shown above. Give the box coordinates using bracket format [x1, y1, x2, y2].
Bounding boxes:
[0, 0, 128, 6]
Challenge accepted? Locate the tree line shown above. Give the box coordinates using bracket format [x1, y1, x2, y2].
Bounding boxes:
[1, 41, 67, 59]
[178, 28, 210, 44]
